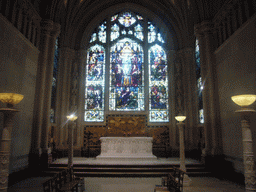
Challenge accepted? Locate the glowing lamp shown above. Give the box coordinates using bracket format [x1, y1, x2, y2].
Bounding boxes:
[67, 114, 78, 121]
[0, 93, 24, 107]
[175, 116, 186, 122]
[231, 94, 256, 107]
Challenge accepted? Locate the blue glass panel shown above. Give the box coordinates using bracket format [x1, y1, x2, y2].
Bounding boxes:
[134, 24, 143, 41]
[85, 44, 105, 122]
[136, 15, 143, 20]
[118, 12, 136, 27]
[149, 111, 169, 122]
[111, 23, 120, 41]
[150, 85, 167, 109]
[149, 44, 168, 122]
[90, 33, 97, 43]
[149, 46, 167, 81]
[109, 38, 144, 111]
[85, 85, 103, 110]
[148, 22, 156, 43]
[98, 22, 106, 43]
[157, 33, 165, 43]
[87, 46, 105, 81]
[111, 14, 118, 21]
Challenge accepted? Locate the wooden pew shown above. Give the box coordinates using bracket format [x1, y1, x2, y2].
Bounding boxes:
[58, 168, 82, 192]
[43, 167, 82, 192]
[155, 166, 185, 192]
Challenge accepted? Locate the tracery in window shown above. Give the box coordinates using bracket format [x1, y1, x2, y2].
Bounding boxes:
[85, 11, 169, 122]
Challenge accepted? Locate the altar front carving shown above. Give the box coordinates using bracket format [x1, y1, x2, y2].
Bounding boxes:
[96, 137, 157, 160]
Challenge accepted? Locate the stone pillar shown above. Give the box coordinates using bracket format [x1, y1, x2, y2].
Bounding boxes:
[0, 109, 18, 192]
[173, 52, 183, 151]
[233, 108, 256, 192]
[55, 47, 75, 150]
[178, 48, 198, 151]
[68, 122, 74, 168]
[31, 20, 53, 167]
[194, 21, 223, 162]
[76, 50, 86, 150]
[168, 50, 177, 153]
[177, 121, 192, 186]
[40, 22, 61, 162]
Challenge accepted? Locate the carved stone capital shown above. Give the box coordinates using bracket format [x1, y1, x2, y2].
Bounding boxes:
[40, 19, 54, 35]
[194, 21, 215, 37]
[50, 23, 61, 38]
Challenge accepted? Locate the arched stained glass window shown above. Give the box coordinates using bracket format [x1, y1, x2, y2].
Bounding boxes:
[85, 11, 169, 122]
[195, 39, 204, 124]
[85, 45, 105, 122]
[50, 37, 59, 123]
[149, 45, 168, 122]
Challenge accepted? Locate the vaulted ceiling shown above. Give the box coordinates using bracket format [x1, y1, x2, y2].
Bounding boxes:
[29, 0, 227, 49]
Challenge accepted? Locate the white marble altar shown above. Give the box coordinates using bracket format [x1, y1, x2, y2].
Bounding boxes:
[96, 137, 157, 160]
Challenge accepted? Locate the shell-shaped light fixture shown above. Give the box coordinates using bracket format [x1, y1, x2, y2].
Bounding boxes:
[67, 114, 78, 121]
[175, 116, 186, 122]
[0, 93, 24, 105]
[231, 94, 256, 107]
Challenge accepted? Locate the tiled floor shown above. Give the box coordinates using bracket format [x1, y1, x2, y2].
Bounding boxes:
[8, 176, 245, 192]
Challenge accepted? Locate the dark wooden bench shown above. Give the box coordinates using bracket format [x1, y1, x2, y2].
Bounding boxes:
[155, 166, 185, 192]
[43, 167, 82, 192]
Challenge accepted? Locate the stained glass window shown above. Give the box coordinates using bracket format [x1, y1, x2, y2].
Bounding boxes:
[195, 39, 204, 124]
[50, 37, 59, 123]
[149, 45, 169, 122]
[85, 45, 105, 122]
[118, 12, 136, 27]
[85, 11, 168, 122]
[109, 38, 144, 111]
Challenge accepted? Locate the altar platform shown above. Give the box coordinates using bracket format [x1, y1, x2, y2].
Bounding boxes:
[48, 157, 208, 177]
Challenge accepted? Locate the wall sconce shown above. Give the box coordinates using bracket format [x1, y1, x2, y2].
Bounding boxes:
[67, 114, 78, 121]
[0, 93, 24, 108]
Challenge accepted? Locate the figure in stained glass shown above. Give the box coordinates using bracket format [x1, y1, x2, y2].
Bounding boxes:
[116, 87, 138, 109]
[151, 85, 167, 109]
[86, 85, 103, 110]
[87, 47, 104, 81]
[150, 46, 167, 81]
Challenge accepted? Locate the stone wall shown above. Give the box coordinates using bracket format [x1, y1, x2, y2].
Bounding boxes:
[0, 14, 39, 173]
[215, 14, 256, 174]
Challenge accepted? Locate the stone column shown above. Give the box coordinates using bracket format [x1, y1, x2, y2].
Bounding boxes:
[178, 48, 198, 151]
[177, 121, 192, 186]
[235, 109, 256, 192]
[31, 20, 53, 167]
[173, 52, 183, 151]
[40, 22, 61, 165]
[68, 122, 74, 168]
[0, 108, 19, 192]
[55, 47, 75, 150]
[168, 50, 177, 153]
[194, 21, 223, 162]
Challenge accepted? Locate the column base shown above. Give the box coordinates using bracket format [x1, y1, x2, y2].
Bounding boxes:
[183, 174, 192, 187]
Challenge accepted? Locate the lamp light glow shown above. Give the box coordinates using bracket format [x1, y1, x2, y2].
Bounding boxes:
[0, 93, 24, 106]
[231, 94, 256, 107]
[67, 114, 78, 121]
[175, 116, 186, 122]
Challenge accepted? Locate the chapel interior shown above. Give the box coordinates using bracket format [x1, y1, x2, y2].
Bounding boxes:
[0, 0, 256, 191]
